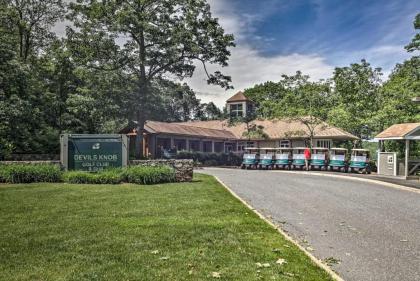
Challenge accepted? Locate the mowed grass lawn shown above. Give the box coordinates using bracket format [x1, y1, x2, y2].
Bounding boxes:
[0, 174, 332, 281]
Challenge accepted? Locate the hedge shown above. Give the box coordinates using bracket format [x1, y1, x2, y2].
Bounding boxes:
[175, 151, 242, 166]
[0, 164, 177, 185]
[123, 165, 176, 185]
[0, 164, 62, 183]
[63, 169, 123, 184]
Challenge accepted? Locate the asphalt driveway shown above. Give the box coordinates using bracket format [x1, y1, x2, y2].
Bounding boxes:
[198, 168, 420, 281]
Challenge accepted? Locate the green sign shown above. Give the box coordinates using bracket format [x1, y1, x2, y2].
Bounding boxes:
[63, 135, 127, 172]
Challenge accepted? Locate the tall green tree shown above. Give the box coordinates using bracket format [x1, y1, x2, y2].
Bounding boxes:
[151, 80, 202, 122]
[329, 59, 382, 139]
[243, 72, 332, 146]
[1, 0, 64, 61]
[405, 13, 420, 52]
[374, 57, 420, 131]
[67, 0, 235, 158]
[200, 102, 223, 120]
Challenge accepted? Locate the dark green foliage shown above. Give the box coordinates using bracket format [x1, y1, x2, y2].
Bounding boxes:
[176, 151, 242, 166]
[63, 169, 123, 184]
[0, 164, 177, 185]
[67, 0, 235, 158]
[0, 164, 62, 183]
[123, 165, 176, 185]
[63, 166, 176, 185]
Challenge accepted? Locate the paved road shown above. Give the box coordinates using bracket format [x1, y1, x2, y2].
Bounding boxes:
[198, 168, 420, 281]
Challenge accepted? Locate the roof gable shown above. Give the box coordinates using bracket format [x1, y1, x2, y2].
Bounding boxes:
[375, 123, 420, 140]
[226, 91, 251, 103]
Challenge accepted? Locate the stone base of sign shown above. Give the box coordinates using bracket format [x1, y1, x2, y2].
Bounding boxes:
[130, 159, 194, 182]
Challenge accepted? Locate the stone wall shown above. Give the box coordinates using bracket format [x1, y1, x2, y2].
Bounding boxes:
[130, 159, 193, 182]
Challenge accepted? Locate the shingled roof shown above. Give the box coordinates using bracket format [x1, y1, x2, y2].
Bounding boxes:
[226, 91, 251, 102]
[137, 121, 236, 140]
[375, 123, 420, 140]
[121, 118, 358, 141]
[175, 119, 358, 140]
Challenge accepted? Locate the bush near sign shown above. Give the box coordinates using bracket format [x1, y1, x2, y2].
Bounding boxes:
[60, 134, 128, 171]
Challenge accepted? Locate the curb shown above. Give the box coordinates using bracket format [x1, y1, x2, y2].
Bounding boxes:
[214, 176, 345, 281]
[267, 170, 420, 195]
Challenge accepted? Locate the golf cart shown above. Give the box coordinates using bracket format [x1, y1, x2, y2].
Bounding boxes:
[274, 148, 292, 169]
[241, 147, 260, 169]
[309, 147, 329, 170]
[328, 148, 348, 172]
[258, 148, 276, 169]
[292, 147, 308, 170]
[349, 149, 371, 174]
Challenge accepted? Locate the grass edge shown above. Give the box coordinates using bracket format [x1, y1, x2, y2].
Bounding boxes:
[212, 175, 345, 281]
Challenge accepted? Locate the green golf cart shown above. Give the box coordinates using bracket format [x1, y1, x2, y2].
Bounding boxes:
[292, 147, 307, 170]
[309, 147, 329, 170]
[241, 147, 260, 169]
[274, 148, 292, 169]
[328, 148, 348, 172]
[258, 148, 276, 169]
[349, 149, 371, 174]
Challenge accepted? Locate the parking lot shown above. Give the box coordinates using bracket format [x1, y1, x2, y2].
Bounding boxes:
[199, 168, 420, 281]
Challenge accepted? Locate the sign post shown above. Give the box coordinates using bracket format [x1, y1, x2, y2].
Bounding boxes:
[60, 134, 129, 171]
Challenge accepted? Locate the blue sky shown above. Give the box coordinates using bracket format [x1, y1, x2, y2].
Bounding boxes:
[187, 0, 419, 106]
[227, 0, 417, 67]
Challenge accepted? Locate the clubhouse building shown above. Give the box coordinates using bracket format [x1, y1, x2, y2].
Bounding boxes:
[120, 92, 358, 158]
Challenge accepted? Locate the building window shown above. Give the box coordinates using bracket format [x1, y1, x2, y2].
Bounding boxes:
[174, 139, 186, 151]
[224, 142, 236, 153]
[230, 103, 243, 117]
[237, 142, 246, 151]
[246, 141, 255, 148]
[214, 142, 224, 153]
[203, 141, 212, 152]
[315, 139, 331, 149]
[279, 140, 290, 148]
[189, 140, 200, 151]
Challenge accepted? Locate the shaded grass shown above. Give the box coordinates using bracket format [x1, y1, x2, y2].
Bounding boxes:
[0, 174, 333, 281]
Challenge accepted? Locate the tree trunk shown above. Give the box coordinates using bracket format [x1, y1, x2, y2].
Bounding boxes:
[134, 29, 148, 159]
[135, 110, 145, 159]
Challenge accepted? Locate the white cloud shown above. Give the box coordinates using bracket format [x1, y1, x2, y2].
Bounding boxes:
[332, 44, 412, 78]
[185, 47, 333, 108]
[185, 0, 334, 108]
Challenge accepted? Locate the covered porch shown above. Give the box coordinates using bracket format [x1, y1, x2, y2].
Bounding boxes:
[375, 123, 420, 179]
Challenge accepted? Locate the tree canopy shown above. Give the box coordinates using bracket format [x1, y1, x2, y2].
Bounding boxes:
[0, 2, 418, 158]
[67, 0, 235, 158]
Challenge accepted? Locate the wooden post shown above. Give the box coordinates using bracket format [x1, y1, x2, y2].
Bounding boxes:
[405, 139, 410, 178]
[170, 137, 174, 148]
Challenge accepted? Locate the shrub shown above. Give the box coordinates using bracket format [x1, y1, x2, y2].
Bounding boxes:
[63, 171, 96, 184]
[63, 169, 123, 184]
[0, 164, 63, 183]
[123, 165, 176, 185]
[0, 164, 177, 185]
[175, 151, 242, 166]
